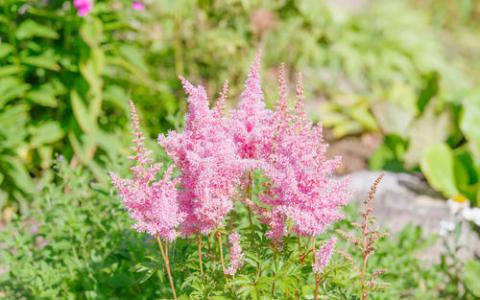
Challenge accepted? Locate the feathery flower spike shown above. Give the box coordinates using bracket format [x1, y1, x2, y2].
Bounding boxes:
[224, 232, 244, 276]
[313, 237, 337, 274]
[110, 101, 184, 241]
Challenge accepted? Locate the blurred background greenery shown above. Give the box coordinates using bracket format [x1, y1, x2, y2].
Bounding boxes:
[1, 0, 480, 216]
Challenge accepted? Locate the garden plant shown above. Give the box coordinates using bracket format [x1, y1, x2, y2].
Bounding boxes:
[1, 0, 480, 299]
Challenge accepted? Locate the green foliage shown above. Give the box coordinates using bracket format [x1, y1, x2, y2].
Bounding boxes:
[0, 0, 182, 209]
[2, 0, 480, 209]
[463, 260, 480, 297]
[355, 1, 480, 205]
[2, 162, 478, 299]
[421, 144, 459, 197]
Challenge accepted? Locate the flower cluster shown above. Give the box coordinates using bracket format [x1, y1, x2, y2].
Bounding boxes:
[159, 78, 250, 236]
[224, 232, 244, 276]
[232, 53, 275, 160]
[112, 54, 348, 244]
[73, 0, 145, 16]
[73, 0, 92, 16]
[110, 102, 184, 241]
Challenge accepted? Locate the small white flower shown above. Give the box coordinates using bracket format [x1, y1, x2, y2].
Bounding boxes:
[462, 207, 480, 226]
[447, 198, 470, 215]
[438, 220, 455, 236]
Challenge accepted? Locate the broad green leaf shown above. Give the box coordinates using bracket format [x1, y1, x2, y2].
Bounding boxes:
[372, 101, 414, 137]
[30, 121, 64, 148]
[404, 105, 449, 168]
[461, 91, 480, 164]
[463, 260, 480, 297]
[16, 19, 59, 40]
[420, 143, 459, 197]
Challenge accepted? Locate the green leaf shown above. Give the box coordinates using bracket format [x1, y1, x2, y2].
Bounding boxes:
[26, 87, 58, 107]
[80, 19, 103, 47]
[404, 105, 449, 168]
[0, 43, 14, 59]
[79, 60, 102, 94]
[461, 91, 480, 164]
[22, 52, 60, 71]
[0, 65, 25, 77]
[119, 45, 148, 74]
[71, 91, 95, 133]
[463, 260, 480, 297]
[372, 101, 415, 137]
[420, 143, 459, 197]
[0, 77, 30, 108]
[16, 19, 59, 40]
[30, 121, 64, 148]
[3, 157, 36, 194]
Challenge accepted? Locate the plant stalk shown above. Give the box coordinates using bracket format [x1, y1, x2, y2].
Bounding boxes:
[217, 232, 226, 273]
[314, 273, 320, 300]
[156, 236, 177, 300]
[197, 235, 204, 275]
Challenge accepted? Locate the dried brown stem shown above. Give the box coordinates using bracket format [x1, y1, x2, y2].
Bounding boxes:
[360, 173, 384, 300]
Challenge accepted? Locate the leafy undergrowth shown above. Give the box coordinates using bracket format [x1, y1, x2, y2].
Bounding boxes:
[1, 161, 475, 299]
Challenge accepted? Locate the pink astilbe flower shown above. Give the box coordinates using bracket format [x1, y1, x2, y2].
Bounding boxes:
[132, 1, 145, 11]
[224, 232, 244, 276]
[110, 102, 184, 241]
[261, 72, 349, 239]
[73, 0, 92, 16]
[313, 237, 337, 274]
[159, 78, 249, 236]
[232, 52, 275, 160]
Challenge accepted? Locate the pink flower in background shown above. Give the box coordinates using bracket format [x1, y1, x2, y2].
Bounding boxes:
[132, 1, 145, 11]
[159, 78, 252, 236]
[313, 237, 336, 274]
[110, 102, 184, 241]
[224, 232, 244, 276]
[73, 0, 92, 16]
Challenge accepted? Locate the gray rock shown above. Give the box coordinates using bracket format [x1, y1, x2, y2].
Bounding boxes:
[345, 171, 480, 262]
